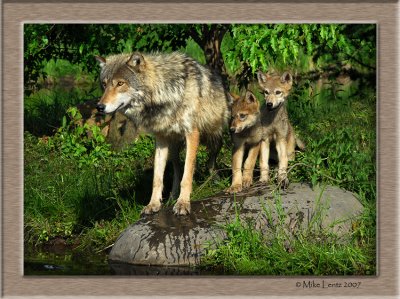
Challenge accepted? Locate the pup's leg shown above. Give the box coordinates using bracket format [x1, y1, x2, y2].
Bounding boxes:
[276, 137, 289, 189]
[286, 124, 296, 161]
[259, 139, 270, 183]
[142, 137, 169, 214]
[173, 128, 200, 215]
[226, 143, 245, 193]
[242, 142, 261, 188]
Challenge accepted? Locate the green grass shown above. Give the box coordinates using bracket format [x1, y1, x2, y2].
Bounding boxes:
[24, 52, 375, 274]
[24, 130, 153, 250]
[24, 84, 102, 137]
[38, 58, 98, 86]
[287, 78, 376, 199]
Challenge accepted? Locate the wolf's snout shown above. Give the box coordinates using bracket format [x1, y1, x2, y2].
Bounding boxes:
[96, 103, 106, 113]
[266, 102, 273, 109]
[230, 127, 236, 133]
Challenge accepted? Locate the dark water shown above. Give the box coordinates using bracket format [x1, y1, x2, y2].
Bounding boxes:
[24, 248, 112, 275]
[24, 248, 205, 275]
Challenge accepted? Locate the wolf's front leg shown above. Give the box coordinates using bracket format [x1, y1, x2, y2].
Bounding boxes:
[259, 139, 270, 183]
[225, 144, 244, 193]
[142, 137, 169, 214]
[173, 129, 200, 215]
[242, 142, 260, 188]
[276, 137, 289, 189]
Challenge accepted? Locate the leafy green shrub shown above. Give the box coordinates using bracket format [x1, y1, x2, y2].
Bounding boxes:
[42, 58, 85, 80]
[50, 107, 112, 167]
[224, 24, 375, 74]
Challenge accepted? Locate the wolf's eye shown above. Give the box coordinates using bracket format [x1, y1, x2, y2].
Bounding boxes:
[275, 90, 282, 95]
[102, 81, 107, 88]
[117, 81, 125, 86]
[264, 90, 270, 95]
[239, 113, 247, 120]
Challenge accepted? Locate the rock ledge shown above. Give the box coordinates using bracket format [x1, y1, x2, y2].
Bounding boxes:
[108, 183, 363, 266]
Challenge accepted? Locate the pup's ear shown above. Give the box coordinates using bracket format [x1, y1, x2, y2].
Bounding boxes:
[245, 91, 257, 103]
[229, 93, 241, 102]
[257, 71, 269, 84]
[280, 72, 293, 86]
[127, 52, 145, 72]
[95, 56, 106, 68]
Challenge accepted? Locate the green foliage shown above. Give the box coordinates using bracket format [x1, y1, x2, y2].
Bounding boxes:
[50, 107, 112, 167]
[25, 24, 376, 88]
[24, 24, 203, 84]
[287, 81, 376, 201]
[225, 24, 376, 73]
[24, 75, 101, 136]
[24, 108, 155, 250]
[42, 58, 85, 79]
[214, 212, 266, 262]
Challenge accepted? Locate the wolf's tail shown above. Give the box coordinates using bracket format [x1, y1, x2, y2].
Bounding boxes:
[295, 136, 306, 151]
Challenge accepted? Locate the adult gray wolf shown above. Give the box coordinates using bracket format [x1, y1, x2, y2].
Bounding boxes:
[226, 91, 263, 193]
[95, 51, 230, 215]
[257, 71, 305, 189]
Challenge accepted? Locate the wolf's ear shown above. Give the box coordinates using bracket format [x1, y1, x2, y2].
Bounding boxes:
[280, 72, 293, 86]
[257, 71, 269, 84]
[95, 56, 106, 68]
[244, 91, 257, 103]
[127, 52, 145, 72]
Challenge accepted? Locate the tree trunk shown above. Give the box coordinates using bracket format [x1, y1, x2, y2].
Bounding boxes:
[191, 25, 229, 88]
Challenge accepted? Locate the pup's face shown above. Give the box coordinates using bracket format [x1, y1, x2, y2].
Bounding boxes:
[257, 71, 293, 110]
[96, 53, 146, 114]
[230, 91, 260, 134]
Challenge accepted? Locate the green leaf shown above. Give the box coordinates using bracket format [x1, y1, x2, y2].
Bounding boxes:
[62, 116, 66, 129]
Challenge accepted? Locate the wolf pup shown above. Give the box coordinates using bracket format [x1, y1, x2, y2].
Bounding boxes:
[95, 52, 230, 215]
[226, 91, 263, 193]
[257, 71, 303, 189]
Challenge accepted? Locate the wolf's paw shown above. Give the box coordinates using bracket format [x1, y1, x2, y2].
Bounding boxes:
[225, 184, 242, 194]
[173, 200, 191, 215]
[242, 176, 253, 188]
[142, 202, 161, 215]
[259, 175, 269, 184]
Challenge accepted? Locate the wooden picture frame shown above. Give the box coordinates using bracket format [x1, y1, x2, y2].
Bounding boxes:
[2, 1, 397, 297]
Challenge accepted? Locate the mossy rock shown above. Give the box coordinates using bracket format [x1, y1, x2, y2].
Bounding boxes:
[108, 183, 363, 267]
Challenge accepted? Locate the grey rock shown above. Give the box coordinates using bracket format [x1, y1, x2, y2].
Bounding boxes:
[108, 183, 363, 266]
